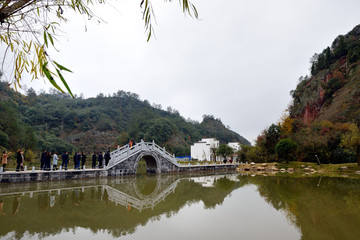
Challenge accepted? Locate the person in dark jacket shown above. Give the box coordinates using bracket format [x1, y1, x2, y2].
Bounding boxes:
[98, 152, 103, 168]
[73, 152, 81, 170]
[81, 152, 87, 169]
[16, 150, 24, 172]
[45, 152, 52, 171]
[73, 152, 77, 169]
[62, 152, 69, 170]
[104, 148, 111, 167]
[92, 152, 97, 169]
[40, 150, 47, 170]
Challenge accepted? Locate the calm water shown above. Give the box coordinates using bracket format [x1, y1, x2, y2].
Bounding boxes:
[0, 173, 360, 240]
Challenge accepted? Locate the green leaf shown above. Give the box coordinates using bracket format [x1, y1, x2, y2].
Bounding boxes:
[43, 31, 48, 47]
[42, 63, 64, 93]
[47, 33, 54, 46]
[56, 69, 74, 98]
[147, 28, 152, 42]
[53, 61, 73, 72]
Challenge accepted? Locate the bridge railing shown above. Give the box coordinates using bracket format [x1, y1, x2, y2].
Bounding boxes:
[106, 140, 179, 170]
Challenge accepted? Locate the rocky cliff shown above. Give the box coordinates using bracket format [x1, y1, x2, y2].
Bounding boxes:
[289, 24, 360, 126]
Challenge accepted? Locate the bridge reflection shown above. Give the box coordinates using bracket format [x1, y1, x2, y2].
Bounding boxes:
[0, 173, 239, 213]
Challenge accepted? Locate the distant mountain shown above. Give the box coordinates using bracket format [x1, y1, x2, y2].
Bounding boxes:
[0, 84, 250, 155]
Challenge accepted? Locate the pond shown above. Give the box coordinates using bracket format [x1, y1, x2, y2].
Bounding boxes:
[0, 173, 359, 240]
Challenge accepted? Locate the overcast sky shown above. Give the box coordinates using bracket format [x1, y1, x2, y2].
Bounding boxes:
[5, 0, 360, 144]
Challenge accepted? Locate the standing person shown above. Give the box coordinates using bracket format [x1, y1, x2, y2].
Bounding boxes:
[52, 152, 58, 170]
[2, 151, 9, 172]
[16, 150, 24, 172]
[98, 152, 103, 169]
[104, 148, 111, 167]
[62, 152, 69, 170]
[73, 152, 77, 169]
[40, 150, 47, 170]
[77, 152, 82, 169]
[129, 140, 133, 148]
[81, 152, 87, 169]
[73, 152, 81, 170]
[92, 152, 97, 169]
[45, 152, 52, 171]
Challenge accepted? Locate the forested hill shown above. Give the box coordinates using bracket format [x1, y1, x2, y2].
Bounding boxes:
[0, 83, 250, 155]
[289, 24, 360, 124]
[240, 24, 360, 165]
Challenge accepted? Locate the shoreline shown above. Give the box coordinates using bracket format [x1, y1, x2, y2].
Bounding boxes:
[236, 162, 360, 178]
[0, 163, 238, 183]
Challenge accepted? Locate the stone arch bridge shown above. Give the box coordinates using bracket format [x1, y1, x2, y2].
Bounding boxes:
[105, 140, 237, 176]
[0, 141, 237, 183]
[106, 140, 181, 175]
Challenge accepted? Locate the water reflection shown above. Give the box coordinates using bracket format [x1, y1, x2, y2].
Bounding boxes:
[0, 174, 359, 239]
[245, 175, 360, 240]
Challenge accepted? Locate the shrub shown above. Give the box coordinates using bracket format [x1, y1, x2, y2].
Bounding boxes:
[275, 139, 298, 163]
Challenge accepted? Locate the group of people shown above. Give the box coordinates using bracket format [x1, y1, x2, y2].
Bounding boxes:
[91, 149, 111, 169]
[39, 149, 111, 171]
[1, 150, 25, 172]
[40, 150, 59, 171]
[1, 148, 112, 172]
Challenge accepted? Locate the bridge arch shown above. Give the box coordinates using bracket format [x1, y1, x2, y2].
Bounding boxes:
[134, 151, 161, 174]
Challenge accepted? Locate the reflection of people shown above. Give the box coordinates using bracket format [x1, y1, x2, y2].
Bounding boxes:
[59, 190, 68, 208]
[50, 192, 56, 208]
[0, 199, 5, 215]
[103, 188, 109, 205]
[97, 187, 102, 201]
[12, 195, 21, 215]
[72, 189, 82, 207]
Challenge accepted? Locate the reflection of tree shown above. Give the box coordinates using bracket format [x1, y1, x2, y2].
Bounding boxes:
[246, 176, 360, 240]
[0, 174, 241, 239]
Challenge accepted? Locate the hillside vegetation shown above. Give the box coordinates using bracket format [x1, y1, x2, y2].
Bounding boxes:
[239, 24, 360, 166]
[0, 83, 250, 158]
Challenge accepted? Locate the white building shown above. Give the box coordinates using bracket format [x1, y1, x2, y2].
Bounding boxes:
[190, 138, 220, 161]
[228, 142, 241, 152]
